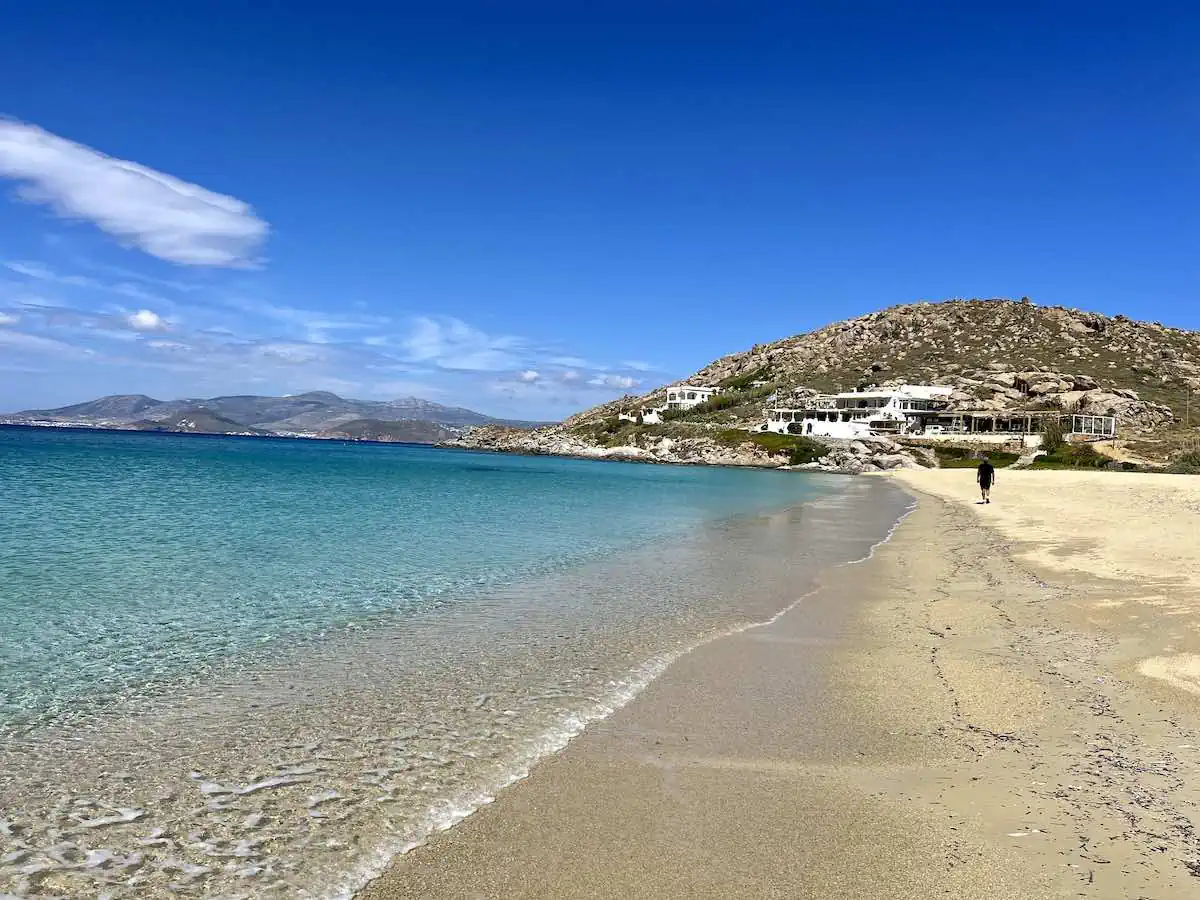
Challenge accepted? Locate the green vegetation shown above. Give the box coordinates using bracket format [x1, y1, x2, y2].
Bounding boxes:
[1166, 450, 1200, 475]
[717, 366, 773, 391]
[1039, 415, 1066, 455]
[1029, 443, 1138, 471]
[572, 418, 826, 465]
[933, 446, 1019, 469]
[660, 380, 778, 423]
[577, 417, 641, 447]
[713, 429, 827, 465]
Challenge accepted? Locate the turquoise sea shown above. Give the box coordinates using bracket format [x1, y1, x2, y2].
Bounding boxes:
[0, 426, 910, 898]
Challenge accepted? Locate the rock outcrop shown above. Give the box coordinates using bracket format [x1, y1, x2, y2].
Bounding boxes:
[446, 426, 928, 474]
[879, 368, 1176, 428]
[448, 426, 780, 467]
[802, 437, 931, 474]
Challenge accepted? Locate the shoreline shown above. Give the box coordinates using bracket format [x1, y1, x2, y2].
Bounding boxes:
[326, 481, 913, 899]
[357, 470, 1200, 899]
[2, 462, 889, 899]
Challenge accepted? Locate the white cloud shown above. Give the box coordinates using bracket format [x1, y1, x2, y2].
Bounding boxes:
[126, 309, 168, 332]
[0, 120, 268, 267]
[622, 360, 656, 372]
[401, 316, 522, 371]
[0, 311, 19, 326]
[558, 370, 581, 382]
[518, 369, 540, 382]
[589, 374, 641, 390]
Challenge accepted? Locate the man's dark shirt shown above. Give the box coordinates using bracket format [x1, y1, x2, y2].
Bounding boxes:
[978, 461, 995, 487]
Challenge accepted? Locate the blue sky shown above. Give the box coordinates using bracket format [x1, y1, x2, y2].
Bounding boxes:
[1, 2, 1196, 418]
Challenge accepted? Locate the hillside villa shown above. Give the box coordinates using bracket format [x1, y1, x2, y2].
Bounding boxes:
[666, 384, 719, 410]
[763, 384, 1116, 443]
[619, 383, 721, 425]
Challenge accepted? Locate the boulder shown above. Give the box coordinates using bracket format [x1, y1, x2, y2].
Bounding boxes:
[1027, 378, 1071, 396]
[1047, 390, 1088, 410]
[874, 453, 919, 470]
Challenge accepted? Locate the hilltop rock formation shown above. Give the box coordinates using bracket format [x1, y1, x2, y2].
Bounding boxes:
[569, 298, 1198, 430]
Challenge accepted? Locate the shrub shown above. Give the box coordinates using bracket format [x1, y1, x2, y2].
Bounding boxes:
[1167, 451, 1200, 474]
[1029, 443, 1111, 470]
[718, 367, 773, 391]
[933, 447, 1019, 468]
[713, 429, 827, 465]
[1040, 415, 1066, 455]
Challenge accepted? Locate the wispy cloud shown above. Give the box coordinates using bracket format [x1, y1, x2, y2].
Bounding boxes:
[0, 327, 94, 358]
[368, 379, 446, 399]
[147, 339, 191, 353]
[255, 342, 327, 365]
[214, 295, 387, 344]
[2, 253, 655, 418]
[621, 360, 656, 372]
[589, 374, 641, 390]
[4, 260, 99, 287]
[14, 300, 173, 337]
[547, 355, 591, 368]
[401, 316, 523, 371]
[0, 120, 268, 267]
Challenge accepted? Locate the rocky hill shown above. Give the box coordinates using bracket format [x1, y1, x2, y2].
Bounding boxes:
[8, 392, 546, 435]
[318, 418, 457, 443]
[133, 409, 268, 435]
[446, 299, 1200, 471]
[568, 298, 1199, 432]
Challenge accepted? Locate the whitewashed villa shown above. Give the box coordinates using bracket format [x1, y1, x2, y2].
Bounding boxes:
[619, 383, 721, 425]
[763, 384, 1116, 443]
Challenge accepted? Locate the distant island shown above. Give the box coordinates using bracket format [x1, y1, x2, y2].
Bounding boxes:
[1, 391, 550, 444]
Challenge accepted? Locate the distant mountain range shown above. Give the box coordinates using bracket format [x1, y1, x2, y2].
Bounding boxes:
[4, 392, 548, 442]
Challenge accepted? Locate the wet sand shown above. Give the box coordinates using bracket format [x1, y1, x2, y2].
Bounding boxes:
[358, 471, 1200, 899]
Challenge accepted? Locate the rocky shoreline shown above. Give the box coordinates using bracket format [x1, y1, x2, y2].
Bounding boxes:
[441, 425, 929, 474]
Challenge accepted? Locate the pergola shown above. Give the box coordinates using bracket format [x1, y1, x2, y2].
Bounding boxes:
[928, 410, 1116, 439]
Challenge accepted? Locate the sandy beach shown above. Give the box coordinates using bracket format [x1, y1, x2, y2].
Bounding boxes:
[358, 470, 1200, 899]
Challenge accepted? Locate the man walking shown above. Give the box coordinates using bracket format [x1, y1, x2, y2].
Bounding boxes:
[977, 456, 995, 504]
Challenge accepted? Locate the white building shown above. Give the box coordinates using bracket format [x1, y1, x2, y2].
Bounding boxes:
[764, 384, 1116, 443]
[764, 385, 955, 439]
[665, 384, 719, 410]
[618, 406, 665, 425]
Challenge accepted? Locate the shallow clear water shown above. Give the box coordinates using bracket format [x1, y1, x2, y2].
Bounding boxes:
[0, 426, 909, 898]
